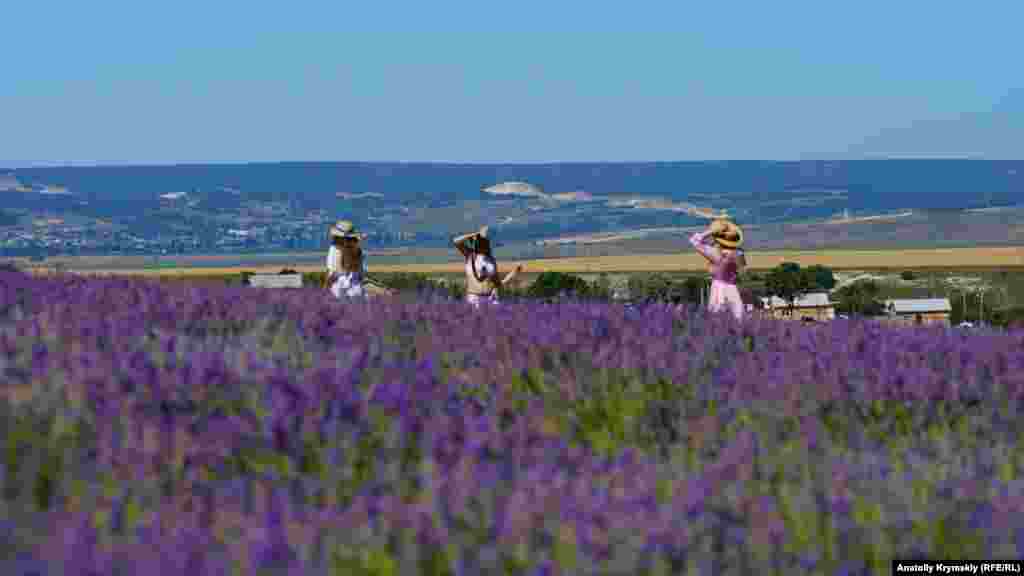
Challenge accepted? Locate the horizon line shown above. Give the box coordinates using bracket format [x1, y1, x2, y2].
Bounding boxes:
[4, 157, 1023, 170]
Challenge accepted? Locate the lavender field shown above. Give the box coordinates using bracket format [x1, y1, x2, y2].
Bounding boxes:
[2, 270, 1024, 575]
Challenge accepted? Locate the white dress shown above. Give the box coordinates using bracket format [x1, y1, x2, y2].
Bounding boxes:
[327, 245, 367, 298]
[465, 254, 498, 308]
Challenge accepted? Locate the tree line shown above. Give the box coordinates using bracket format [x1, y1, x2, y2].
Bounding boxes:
[8, 259, 1020, 328]
[116, 265, 1024, 327]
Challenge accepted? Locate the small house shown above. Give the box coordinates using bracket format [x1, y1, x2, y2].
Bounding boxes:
[884, 298, 952, 326]
[760, 292, 836, 321]
[247, 273, 304, 289]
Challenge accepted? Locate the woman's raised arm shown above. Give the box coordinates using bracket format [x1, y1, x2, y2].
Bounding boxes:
[689, 231, 719, 265]
[452, 232, 475, 258]
[500, 264, 524, 287]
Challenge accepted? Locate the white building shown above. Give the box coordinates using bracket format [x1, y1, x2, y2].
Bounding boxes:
[760, 292, 837, 321]
[883, 298, 952, 326]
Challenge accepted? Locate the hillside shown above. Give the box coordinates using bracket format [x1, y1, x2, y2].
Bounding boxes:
[1, 160, 1022, 257]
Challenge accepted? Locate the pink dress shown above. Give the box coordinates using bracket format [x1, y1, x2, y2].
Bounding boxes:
[689, 231, 746, 320]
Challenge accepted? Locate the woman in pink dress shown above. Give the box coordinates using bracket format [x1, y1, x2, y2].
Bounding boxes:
[689, 219, 747, 320]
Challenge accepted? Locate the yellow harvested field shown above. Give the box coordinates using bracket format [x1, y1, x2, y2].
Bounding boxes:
[52, 266, 323, 277]
[45, 246, 1024, 276]
[369, 249, 1024, 273]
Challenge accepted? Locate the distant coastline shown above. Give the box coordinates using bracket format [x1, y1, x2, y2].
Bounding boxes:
[3, 160, 1023, 260]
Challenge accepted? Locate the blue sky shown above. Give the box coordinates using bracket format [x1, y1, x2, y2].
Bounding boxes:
[2, 1, 1021, 165]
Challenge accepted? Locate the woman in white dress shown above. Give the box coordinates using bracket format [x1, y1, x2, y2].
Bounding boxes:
[452, 226, 522, 308]
[325, 220, 370, 299]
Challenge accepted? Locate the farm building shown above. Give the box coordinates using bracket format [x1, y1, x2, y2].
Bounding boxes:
[883, 298, 952, 326]
[760, 292, 836, 321]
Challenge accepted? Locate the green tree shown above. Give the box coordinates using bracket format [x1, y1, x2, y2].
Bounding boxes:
[302, 270, 328, 287]
[900, 270, 916, 281]
[987, 307, 1024, 329]
[765, 262, 813, 311]
[681, 276, 705, 304]
[588, 273, 613, 301]
[626, 273, 697, 304]
[834, 280, 884, 317]
[527, 272, 592, 300]
[950, 290, 999, 325]
[374, 272, 461, 298]
[628, 273, 667, 302]
[802, 264, 836, 291]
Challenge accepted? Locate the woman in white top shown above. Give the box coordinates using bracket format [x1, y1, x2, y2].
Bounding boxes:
[452, 226, 522, 308]
[325, 220, 370, 298]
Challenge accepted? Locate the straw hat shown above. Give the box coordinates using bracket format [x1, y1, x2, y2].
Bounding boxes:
[463, 225, 491, 252]
[329, 220, 365, 240]
[710, 219, 743, 249]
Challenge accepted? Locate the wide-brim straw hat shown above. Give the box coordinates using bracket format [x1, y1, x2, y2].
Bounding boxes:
[465, 226, 489, 247]
[329, 220, 366, 240]
[711, 219, 744, 249]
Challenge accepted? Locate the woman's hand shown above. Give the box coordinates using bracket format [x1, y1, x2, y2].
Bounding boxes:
[501, 264, 523, 287]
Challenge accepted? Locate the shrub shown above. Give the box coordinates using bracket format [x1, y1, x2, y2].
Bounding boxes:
[526, 271, 592, 300]
[626, 273, 696, 304]
[373, 272, 461, 299]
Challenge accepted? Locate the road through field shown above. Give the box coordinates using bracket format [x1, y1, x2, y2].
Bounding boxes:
[43, 246, 1024, 276]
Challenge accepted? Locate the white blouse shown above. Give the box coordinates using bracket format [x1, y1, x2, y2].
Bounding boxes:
[465, 254, 499, 306]
[466, 254, 496, 281]
[327, 245, 368, 297]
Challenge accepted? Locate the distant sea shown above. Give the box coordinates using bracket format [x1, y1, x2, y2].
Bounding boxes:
[6, 160, 1023, 219]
